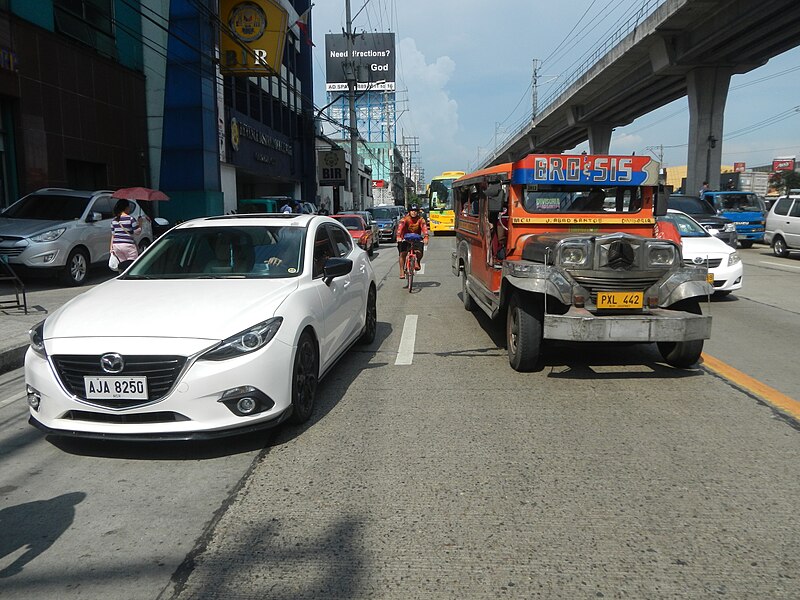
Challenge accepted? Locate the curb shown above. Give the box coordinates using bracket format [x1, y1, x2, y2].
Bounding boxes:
[0, 345, 28, 375]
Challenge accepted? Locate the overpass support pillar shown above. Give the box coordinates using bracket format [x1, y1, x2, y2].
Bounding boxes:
[686, 67, 732, 195]
[587, 124, 613, 155]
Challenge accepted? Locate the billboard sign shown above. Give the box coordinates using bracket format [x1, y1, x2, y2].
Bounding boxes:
[733, 162, 746, 172]
[220, 0, 289, 76]
[772, 157, 796, 172]
[325, 33, 396, 91]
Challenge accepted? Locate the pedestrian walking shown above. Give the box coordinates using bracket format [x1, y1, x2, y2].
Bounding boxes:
[111, 199, 142, 271]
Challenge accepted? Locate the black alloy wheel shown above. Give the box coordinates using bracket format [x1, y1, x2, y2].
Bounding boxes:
[288, 331, 319, 425]
[359, 286, 377, 344]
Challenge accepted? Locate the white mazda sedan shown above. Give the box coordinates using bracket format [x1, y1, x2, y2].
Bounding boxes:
[659, 209, 743, 296]
[25, 214, 377, 440]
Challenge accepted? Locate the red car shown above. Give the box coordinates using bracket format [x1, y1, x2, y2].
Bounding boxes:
[330, 214, 374, 256]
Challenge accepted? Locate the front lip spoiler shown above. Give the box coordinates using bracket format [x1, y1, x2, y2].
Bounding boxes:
[28, 409, 293, 442]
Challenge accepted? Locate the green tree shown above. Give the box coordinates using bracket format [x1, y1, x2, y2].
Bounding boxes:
[769, 170, 800, 195]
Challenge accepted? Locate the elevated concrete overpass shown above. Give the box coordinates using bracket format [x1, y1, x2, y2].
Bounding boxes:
[483, 0, 800, 195]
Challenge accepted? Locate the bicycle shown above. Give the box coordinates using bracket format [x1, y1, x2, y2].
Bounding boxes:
[403, 233, 424, 292]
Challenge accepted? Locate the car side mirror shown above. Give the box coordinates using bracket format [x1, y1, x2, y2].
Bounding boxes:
[86, 211, 103, 223]
[154, 217, 170, 227]
[323, 257, 352, 284]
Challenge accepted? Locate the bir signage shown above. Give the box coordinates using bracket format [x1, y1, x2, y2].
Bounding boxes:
[325, 33, 395, 92]
[318, 150, 346, 185]
[220, 0, 289, 76]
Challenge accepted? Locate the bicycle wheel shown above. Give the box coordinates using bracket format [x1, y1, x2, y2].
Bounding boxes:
[406, 255, 415, 292]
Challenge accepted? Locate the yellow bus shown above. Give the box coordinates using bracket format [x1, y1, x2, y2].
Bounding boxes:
[426, 170, 465, 233]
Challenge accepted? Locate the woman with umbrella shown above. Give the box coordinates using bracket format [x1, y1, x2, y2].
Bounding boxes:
[110, 199, 143, 271]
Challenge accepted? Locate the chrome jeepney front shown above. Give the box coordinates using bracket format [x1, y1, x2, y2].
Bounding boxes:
[503, 233, 713, 343]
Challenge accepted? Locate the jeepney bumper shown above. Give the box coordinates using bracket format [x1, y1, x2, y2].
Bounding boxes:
[543, 307, 711, 342]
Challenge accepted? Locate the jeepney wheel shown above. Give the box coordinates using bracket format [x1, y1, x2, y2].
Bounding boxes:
[461, 267, 475, 311]
[506, 292, 542, 372]
[657, 298, 704, 369]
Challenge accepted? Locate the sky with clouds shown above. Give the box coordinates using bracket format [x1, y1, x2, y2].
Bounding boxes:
[309, 0, 800, 184]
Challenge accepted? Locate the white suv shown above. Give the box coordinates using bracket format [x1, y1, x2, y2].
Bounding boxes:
[0, 189, 154, 285]
[765, 193, 800, 257]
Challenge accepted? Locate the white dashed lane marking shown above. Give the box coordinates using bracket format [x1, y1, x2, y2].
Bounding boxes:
[395, 314, 418, 365]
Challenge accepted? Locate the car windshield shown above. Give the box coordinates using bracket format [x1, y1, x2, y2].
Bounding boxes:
[333, 216, 363, 230]
[368, 207, 394, 220]
[2, 194, 90, 220]
[660, 213, 709, 237]
[124, 225, 306, 279]
[715, 193, 764, 212]
[669, 195, 715, 216]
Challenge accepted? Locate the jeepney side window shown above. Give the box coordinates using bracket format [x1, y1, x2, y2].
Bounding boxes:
[523, 188, 577, 213]
[469, 185, 480, 216]
[456, 187, 470, 216]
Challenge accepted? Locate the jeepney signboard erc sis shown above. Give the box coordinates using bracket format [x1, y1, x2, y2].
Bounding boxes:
[511, 154, 660, 187]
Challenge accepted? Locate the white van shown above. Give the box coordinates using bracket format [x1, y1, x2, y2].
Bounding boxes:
[765, 192, 800, 257]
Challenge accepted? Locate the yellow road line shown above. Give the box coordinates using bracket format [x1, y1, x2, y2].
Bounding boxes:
[701, 353, 800, 420]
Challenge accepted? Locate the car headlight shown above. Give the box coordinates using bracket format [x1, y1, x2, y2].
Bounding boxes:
[29, 320, 47, 357]
[647, 244, 677, 267]
[728, 252, 741, 266]
[30, 228, 66, 243]
[202, 317, 283, 361]
[723, 223, 736, 233]
[558, 242, 590, 267]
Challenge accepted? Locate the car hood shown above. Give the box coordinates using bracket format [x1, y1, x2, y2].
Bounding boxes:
[680, 235, 734, 257]
[0, 217, 69, 237]
[686, 214, 731, 226]
[43, 278, 300, 341]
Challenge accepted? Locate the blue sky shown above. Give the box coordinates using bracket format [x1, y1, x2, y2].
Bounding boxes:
[309, 0, 800, 183]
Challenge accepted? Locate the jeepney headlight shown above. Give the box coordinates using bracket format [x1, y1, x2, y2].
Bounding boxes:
[558, 242, 590, 267]
[728, 252, 741, 266]
[647, 244, 677, 267]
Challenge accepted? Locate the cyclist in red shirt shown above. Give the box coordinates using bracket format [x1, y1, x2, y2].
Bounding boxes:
[396, 204, 429, 279]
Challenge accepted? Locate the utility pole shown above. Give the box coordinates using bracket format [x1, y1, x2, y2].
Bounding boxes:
[532, 58, 539, 120]
[345, 0, 361, 210]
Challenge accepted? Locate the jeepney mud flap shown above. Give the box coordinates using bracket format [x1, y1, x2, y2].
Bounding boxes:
[543, 307, 712, 342]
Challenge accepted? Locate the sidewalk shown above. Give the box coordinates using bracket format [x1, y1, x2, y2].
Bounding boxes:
[0, 272, 111, 373]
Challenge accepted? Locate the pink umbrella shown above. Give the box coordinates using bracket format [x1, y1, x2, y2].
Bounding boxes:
[112, 187, 169, 201]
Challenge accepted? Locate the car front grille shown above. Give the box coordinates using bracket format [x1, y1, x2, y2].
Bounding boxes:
[0, 247, 24, 258]
[684, 258, 722, 268]
[51, 354, 187, 409]
[570, 275, 662, 303]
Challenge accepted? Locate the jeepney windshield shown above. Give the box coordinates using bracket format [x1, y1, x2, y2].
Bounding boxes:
[522, 185, 643, 213]
[714, 193, 765, 212]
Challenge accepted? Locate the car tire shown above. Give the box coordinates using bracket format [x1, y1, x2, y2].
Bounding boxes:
[288, 330, 318, 425]
[506, 292, 542, 372]
[772, 236, 789, 258]
[359, 286, 377, 345]
[739, 240, 753, 249]
[63, 248, 89, 286]
[657, 298, 704, 368]
[461, 267, 475, 311]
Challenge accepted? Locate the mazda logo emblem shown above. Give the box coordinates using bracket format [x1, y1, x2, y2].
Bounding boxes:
[100, 353, 124, 374]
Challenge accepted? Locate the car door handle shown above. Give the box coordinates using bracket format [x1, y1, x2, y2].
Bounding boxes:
[343, 280, 351, 288]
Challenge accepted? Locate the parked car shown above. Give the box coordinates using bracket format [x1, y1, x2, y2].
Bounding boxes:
[366, 205, 401, 242]
[352, 210, 379, 249]
[701, 190, 767, 248]
[659, 209, 743, 296]
[330, 213, 374, 256]
[24, 213, 378, 440]
[0, 188, 157, 286]
[667, 194, 737, 248]
[765, 193, 800, 257]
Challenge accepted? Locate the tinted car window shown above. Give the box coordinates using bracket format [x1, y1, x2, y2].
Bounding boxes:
[313, 226, 337, 278]
[91, 196, 115, 219]
[773, 198, 792, 216]
[790, 200, 800, 218]
[668, 195, 715, 216]
[3, 194, 89, 220]
[368, 207, 394, 220]
[330, 224, 353, 257]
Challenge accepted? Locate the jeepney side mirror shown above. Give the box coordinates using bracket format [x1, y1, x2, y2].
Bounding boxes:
[486, 183, 505, 212]
[654, 185, 667, 216]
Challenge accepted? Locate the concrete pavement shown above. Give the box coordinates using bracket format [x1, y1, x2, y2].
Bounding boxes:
[0, 270, 113, 373]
